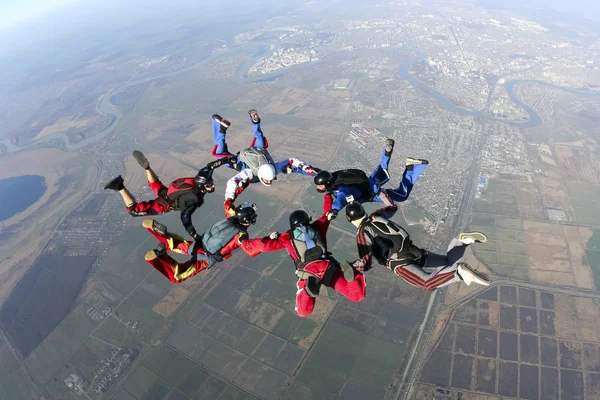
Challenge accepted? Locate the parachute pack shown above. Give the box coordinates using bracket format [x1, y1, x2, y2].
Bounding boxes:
[240, 147, 275, 178]
[166, 178, 202, 210]
[331, 169, 372, 195]
[202, 218, 245, 254]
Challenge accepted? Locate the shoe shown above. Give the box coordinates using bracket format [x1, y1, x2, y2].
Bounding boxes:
[341, 261, 358, 282]
[458, 231, 488, 244]
[458, 263, 491, 286]
[103, 175, 125, 191]
[144, 249, 158, 261]
[384, 138, 395, 154]
[305, 276, 321, 297]
[142, 219, 168, 236]
[132, 151, 149, 170]
[151, 242, 167, 258]
[406, 157, 429, 166]
[212, 114, 230, 129]
[248, 109, 261, 124]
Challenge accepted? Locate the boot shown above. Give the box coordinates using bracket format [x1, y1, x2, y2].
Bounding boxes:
[384, 138, 395, 156]
[457, 263, 491, 286]
[142, 219, 168, 236]
[458, 231, 488, 244]
[144, 243, 166, 261]
[405, 157, 429, 171]
[305, 276, 321, 297]
[132, 151, 149, 170]
[248, 109, 261, 124]
[212, 114, 230, 133]
[103, 176, 125, 191]
[341, 261, 358, 282]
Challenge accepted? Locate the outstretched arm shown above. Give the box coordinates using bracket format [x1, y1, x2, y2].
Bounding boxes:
[181, 205, 199, 239]
[351, 228, 375, 272]
[241, 233, 290, 254]
[223, 169, 253, 217]
[275, 158, 319, 176]
[312, 194, 333, 244]
[371, 200, 398, 220]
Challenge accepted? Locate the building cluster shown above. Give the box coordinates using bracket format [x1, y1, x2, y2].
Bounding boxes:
[93, 348, 136, 394]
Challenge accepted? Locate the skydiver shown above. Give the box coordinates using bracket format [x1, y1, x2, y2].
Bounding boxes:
[142, 202, 260, 283]
[313, 139, 428, 220]
[344, 201, 491, 290]
[241, 193, 365, 317]
[211, 110, 318, 217]
[103, 150, 230, 239]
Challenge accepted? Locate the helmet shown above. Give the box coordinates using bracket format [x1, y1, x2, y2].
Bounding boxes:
[289, 210, 311, 229]
[257, 164, 276, 186]
[194, 169, 215, 193]
[235, 202, 258, 225]
[314, 170, 333, 193]
[345, 202, 366, 222]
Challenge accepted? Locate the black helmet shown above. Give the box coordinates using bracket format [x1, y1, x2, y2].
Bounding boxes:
[195, 169, 215, 192]
[345, 202, 366, 222]
[235, 202, 258, 225]
[289, 210, 311, 229]
[314, 170, 333, 193]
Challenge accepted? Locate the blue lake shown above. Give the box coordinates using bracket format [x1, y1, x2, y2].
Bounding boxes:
[0, 175, 47, 222]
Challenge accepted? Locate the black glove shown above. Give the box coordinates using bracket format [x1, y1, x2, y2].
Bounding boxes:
[212, 252, 224, 262]
[191, 232, 201, 241]
[227, 153, 240, 169]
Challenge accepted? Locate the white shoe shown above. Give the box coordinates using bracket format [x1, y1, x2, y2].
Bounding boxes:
[458, 231, 487, 245]
[458, 263, 491, 286]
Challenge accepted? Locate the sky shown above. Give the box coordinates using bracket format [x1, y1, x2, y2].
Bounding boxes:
[0, 0, 78, 29]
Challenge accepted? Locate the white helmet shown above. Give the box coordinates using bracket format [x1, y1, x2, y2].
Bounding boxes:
[257, 164, 276, 186]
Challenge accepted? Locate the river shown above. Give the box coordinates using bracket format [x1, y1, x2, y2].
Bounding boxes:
[6, 47, 600, 154]
[397, 57, 600, 128]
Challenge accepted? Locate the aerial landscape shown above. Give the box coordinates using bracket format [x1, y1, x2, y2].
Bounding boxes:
[0, 0, 599, 399]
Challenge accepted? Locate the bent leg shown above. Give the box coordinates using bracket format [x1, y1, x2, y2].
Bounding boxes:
[295, 279, 316, 317]
[146, 253, 208, 283]
[369, 145, 392, 186]
[148, 180, 167, 197]
[127, 198, 170, 217]
[329, 270, 366, 302]
[212, 118, 233, 157]
[382, 163, 427, 202]
[393, 262, 460, 290]
[249, 114, 267, 148]
[143, 222, 191, 254]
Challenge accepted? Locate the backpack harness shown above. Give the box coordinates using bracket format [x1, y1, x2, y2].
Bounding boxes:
[363, 216, 427, 269]
[240, 147, 276, 183]
[201, 218, 246, 255]
[330, 169, 374, 199]
[289, 225, 339, 293]
[156, 178, 202, 211]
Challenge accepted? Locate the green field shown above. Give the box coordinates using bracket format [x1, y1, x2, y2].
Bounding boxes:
[585, 229, 600, 290]
[497, 241, 528, 255]
[25, 303, 100, 384]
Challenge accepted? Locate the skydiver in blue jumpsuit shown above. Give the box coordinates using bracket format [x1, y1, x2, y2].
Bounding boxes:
[313, 139, 428, 220]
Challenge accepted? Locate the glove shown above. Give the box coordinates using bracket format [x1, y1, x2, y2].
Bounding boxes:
[282, 165, 293, 174]
[326, 209, 338, 221]
[224, 199, 236, 217]
[269, 232, 279, 240]
[238, 179, 250, 189]
[212, 252, 224, 262]
[191, 232, 201, 241]
[304, 166, 317, 176]
[227, 153, 240, 169]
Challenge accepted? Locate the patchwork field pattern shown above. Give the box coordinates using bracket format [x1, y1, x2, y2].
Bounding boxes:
[418, 285, 600, 399]
[469, 177, 597, 289]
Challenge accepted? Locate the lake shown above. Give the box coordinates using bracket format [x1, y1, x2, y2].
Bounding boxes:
[0, 175, 47, 222]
